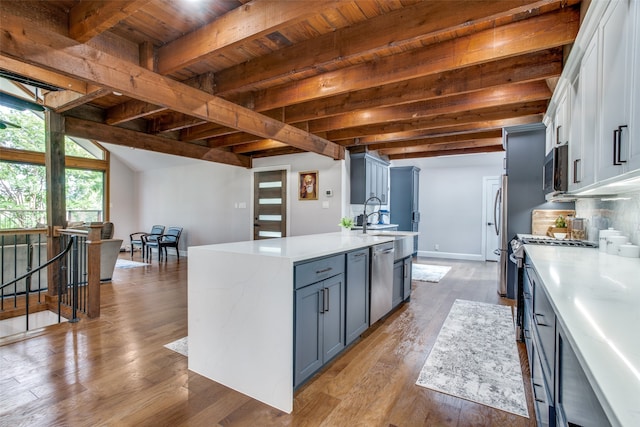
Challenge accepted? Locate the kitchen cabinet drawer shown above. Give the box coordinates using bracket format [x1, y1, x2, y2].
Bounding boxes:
[530, 338, 555, 427]
[295, 254, 345, 289]
[345, 248, 369, 345]
[533, 280, 556, 390]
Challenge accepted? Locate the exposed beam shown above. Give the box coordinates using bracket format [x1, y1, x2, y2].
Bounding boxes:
[232, 139, 288, 154]
[106, 100, 166, 125]
[64, 117, 251, 168]
[0, 56, 88, 94]
[69, 0, 152, 43]
[250, 7, 579, 111]
[378, 137, 504, 156]
[388, 145, 504, 160]
[214, 0, 576, 95]
[0, 17, 344, 160]
[44, 87, 111, 112]
[307, 81, 551, 134]
[373, 131, 503, 153]
[325, 101, 548, 141]
[156, 0, 335, 74]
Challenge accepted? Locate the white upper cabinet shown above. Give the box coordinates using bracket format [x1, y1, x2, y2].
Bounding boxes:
[597, 0, 634, 181]
[569, 34, 598, 191]
[628, 0, 640, 172]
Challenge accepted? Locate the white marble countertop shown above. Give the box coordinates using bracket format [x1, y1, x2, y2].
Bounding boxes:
[351, 223, 399, 230]
[523, 245, 640, 427]
[189, 231, 408, 262]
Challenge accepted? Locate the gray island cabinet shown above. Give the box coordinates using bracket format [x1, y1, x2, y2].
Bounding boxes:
[188, 232, 411, 414]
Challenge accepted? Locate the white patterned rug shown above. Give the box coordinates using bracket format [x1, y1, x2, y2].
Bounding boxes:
[115, 259, 149, 269]
[412, 264, 451, 282]
[416, 299, 528, 418]
[164, 337, 188, 356]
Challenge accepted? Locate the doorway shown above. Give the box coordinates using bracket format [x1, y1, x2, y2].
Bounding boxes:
[253, 170, 287, 240]
[482, 176, 501, 261]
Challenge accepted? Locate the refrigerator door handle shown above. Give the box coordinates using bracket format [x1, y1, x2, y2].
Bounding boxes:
[493, 187, 501, 236]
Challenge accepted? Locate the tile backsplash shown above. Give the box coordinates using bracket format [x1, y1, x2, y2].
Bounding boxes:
[575, 190, 640, 245]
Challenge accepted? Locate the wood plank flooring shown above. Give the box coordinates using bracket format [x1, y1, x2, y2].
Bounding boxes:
[0, 254, 536, 426]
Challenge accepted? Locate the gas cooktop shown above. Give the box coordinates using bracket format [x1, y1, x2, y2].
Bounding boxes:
[519, 236, 598, 248]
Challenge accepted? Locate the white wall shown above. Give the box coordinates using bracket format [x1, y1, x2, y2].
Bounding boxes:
[108, 155, 137, 246]
[391, 152, 504, 260]
[254, 152, 346, 236]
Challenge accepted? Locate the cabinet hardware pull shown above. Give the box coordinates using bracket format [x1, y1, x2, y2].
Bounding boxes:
[353, 253, 366, 258]
[535, 313, 550, 327]
[556, 125, 562, 145]
[324, 287, 329, 312]
[532, 382, 545, 403]
[613, 125, 628, 166]
[524, 329, 531, 339]
[404, 263, 408, 278]
[316, 267, 332, 274]
[573, 158, 581, 183]
[319, 289, 325, 313]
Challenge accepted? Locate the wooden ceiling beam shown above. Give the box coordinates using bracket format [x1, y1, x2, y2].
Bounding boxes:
[308, 81, 551, 134]
[388, 145, 504, 160]
[372, 131, 503, 152]
[232, 139, 288, 154]
[44, 87, 112, 113]
[69, 0, 152, 43]
[346, 116, 544, 147]
[377, 137, 503, 156]
[283, 50, 562, 124]
[207, 133, 262, 149]
[156, 0, 335, 75]
[106, 100, 166, 125]
[0, 16, 344, 160]
[214, 0, 578, 96]
[250, 7, 579, 112]
[0, 56, 88, 94]
[64, 117, 251, 168]
[326, 101, 548, 141]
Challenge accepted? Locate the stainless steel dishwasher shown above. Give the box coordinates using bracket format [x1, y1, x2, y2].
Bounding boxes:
[370, 242, 395, 324]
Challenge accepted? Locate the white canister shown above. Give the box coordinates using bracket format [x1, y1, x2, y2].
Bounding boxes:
[618, 244, 640, 258]
[606, 235, 629, 255]
[599, 228, 621, 252]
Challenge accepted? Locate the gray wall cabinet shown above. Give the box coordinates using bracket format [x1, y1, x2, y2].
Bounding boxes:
[390, 166, 420, 253]
[345, 248, 370, 345]
[350, 153, 389, 204]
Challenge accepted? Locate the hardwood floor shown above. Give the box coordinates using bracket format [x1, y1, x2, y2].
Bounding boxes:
[0, 254, 536, 426]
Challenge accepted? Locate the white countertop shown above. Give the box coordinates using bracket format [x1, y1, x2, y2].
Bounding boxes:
[523, 245, 640, 427]
[190, 231, 408, 262]
[351, 223, 399, 230]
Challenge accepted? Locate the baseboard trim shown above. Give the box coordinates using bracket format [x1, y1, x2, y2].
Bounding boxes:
[418, 251, 485, 261]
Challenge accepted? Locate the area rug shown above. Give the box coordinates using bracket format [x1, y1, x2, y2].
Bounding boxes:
[416, 299, 528, 418]
[412, 264, 451, 282]
[115, 259, 149, 269]
[164, 337, 188, 357]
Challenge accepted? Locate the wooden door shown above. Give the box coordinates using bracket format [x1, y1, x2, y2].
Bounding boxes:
[253, 170, 287, 240]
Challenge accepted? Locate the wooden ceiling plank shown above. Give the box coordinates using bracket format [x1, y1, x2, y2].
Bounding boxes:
[156, 0, 336, 75]
[69, 0, 152, 43]
[325, 101, 548, 141]
[214, 0, 576, 95]
[64, 116, 251, 168]
[371, 130, 503, 152]
[0, 55, 88, 94]
[208, 133, 263, 149]
[308, 81, 551, 133]
[106, 99, 166, 125]
[250, 7, 579, 111]
[0, 16, 343, 160]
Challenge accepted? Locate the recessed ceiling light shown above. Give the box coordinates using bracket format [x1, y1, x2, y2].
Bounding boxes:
[112, 91, 122, 96]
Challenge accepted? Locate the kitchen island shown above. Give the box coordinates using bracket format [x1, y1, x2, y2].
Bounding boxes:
[187, 231, 408, 413]
[523, 245, 640, 427]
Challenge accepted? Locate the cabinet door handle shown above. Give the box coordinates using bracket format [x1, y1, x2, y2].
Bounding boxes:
[404, 263, 408, 278]
[316, 267, 332, 275]
[556, 125, 562, 145]
[535, 313, 551, 327]
[573, 158, 581, 183]
[319, 289, 325, 313]
[523, 329, 531, 340]
[613, 125, 628, 166]
[324, 287, 329, 312]
[353, 252, 366, 258]
[532, 382, 545, 403]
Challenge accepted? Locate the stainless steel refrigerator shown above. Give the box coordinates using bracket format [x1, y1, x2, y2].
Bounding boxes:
[496, 124, 572, 298]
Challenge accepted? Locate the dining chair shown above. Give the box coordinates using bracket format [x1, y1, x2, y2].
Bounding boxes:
[130, 225, 164, 259]
[145, 226, 183, 261]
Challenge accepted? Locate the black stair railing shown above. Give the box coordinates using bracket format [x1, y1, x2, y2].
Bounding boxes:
[0, 235, 78, 332]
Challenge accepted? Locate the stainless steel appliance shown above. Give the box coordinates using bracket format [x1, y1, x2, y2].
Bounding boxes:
[543, 144, 569, 198]
[370, 242, 394, 324]
[390, 166, 420, 254]
[495, 124, 573, 298]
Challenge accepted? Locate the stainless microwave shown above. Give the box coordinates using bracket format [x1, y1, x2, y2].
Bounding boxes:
[543, 144, 568, 196]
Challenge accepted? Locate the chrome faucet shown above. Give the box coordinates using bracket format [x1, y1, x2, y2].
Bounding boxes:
[362, 196, 382, 234]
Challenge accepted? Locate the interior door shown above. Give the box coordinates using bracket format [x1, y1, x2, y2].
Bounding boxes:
[484, 176, 501, 261]
[253, 170, 287, 240]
